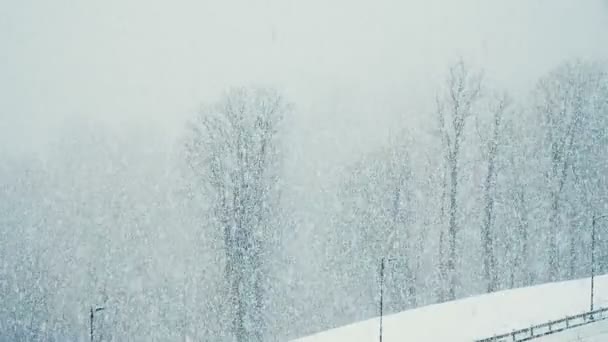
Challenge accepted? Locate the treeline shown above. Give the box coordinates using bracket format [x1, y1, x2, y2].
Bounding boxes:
[325, 59, 608, 326]
[0, 59, 607, 341]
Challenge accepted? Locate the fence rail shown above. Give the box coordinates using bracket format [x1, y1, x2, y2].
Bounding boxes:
[475, 306, 608, 342]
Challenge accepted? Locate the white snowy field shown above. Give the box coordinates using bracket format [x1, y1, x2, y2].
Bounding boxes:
[292, 274, 608, 342]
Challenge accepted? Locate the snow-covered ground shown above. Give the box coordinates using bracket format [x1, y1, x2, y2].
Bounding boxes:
[292, 275, 608, 342]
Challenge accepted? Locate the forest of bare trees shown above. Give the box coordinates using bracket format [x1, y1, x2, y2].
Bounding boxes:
[1, 58, 607, 341]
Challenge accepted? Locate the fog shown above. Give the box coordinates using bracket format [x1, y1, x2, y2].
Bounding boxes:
[1, 0, 608, 341]
[3, 0, 607, 149]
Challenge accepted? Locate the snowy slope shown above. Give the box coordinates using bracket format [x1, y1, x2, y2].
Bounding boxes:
[292, 275, 608, 342]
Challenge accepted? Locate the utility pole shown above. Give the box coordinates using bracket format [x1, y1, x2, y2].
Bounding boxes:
[379, 257, 385, 342]
[591, 215, 596, 313]
[90, 306, 105, 342]
[90, 307, 93, 342]
[379, 257, 397, 342]
[591, 214, 608, 313]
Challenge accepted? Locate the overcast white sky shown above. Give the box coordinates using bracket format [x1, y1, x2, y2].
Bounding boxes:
[1, 0, 607, 164]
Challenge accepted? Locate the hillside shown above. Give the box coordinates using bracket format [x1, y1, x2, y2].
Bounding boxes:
[292, 274, 608, 342]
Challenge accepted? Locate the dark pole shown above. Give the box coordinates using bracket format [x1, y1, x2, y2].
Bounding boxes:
[591, 214, 608, 314]
[90, 307, 94, 342]
[591, 215, 596, 313]
[379, 257, 385, 342]
[90, 306, 105, 342]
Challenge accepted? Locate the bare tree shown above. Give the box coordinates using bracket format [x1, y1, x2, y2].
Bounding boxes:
[568, 62, 608, 276]
[185, 87, 288, 341]
[335, 139, 418, 315]
[534, 61, 602, 280]
[436, 60, 483, 299]
[479, 92, 510, 293]
[387, 144, 417, 309]
[505, 132, 541, 288]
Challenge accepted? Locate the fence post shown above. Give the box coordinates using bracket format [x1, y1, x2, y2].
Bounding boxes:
[566, 316, 569, 328]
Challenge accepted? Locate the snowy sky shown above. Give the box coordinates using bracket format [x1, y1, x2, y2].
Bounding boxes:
[1, 0, 607, 166]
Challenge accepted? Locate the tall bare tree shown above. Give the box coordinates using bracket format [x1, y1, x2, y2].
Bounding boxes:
[534, 61, 604, 280]
[479, 93, 510, 293]
[185, 87, 288, 341]
[436, 60, 483, 299]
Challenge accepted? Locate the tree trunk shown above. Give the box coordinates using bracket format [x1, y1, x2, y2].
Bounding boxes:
[569, 223, 576, 278]
[482, 109, 500, 293]
[482, 173, 497, 292]
[437, 231, 446, 302]
[447, 147, 458, 300]
[515, 190, 531, 286]
[548, 189, 560, 281]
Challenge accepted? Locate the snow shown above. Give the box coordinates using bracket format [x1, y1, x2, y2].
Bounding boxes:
[292, 274, 608, 342]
